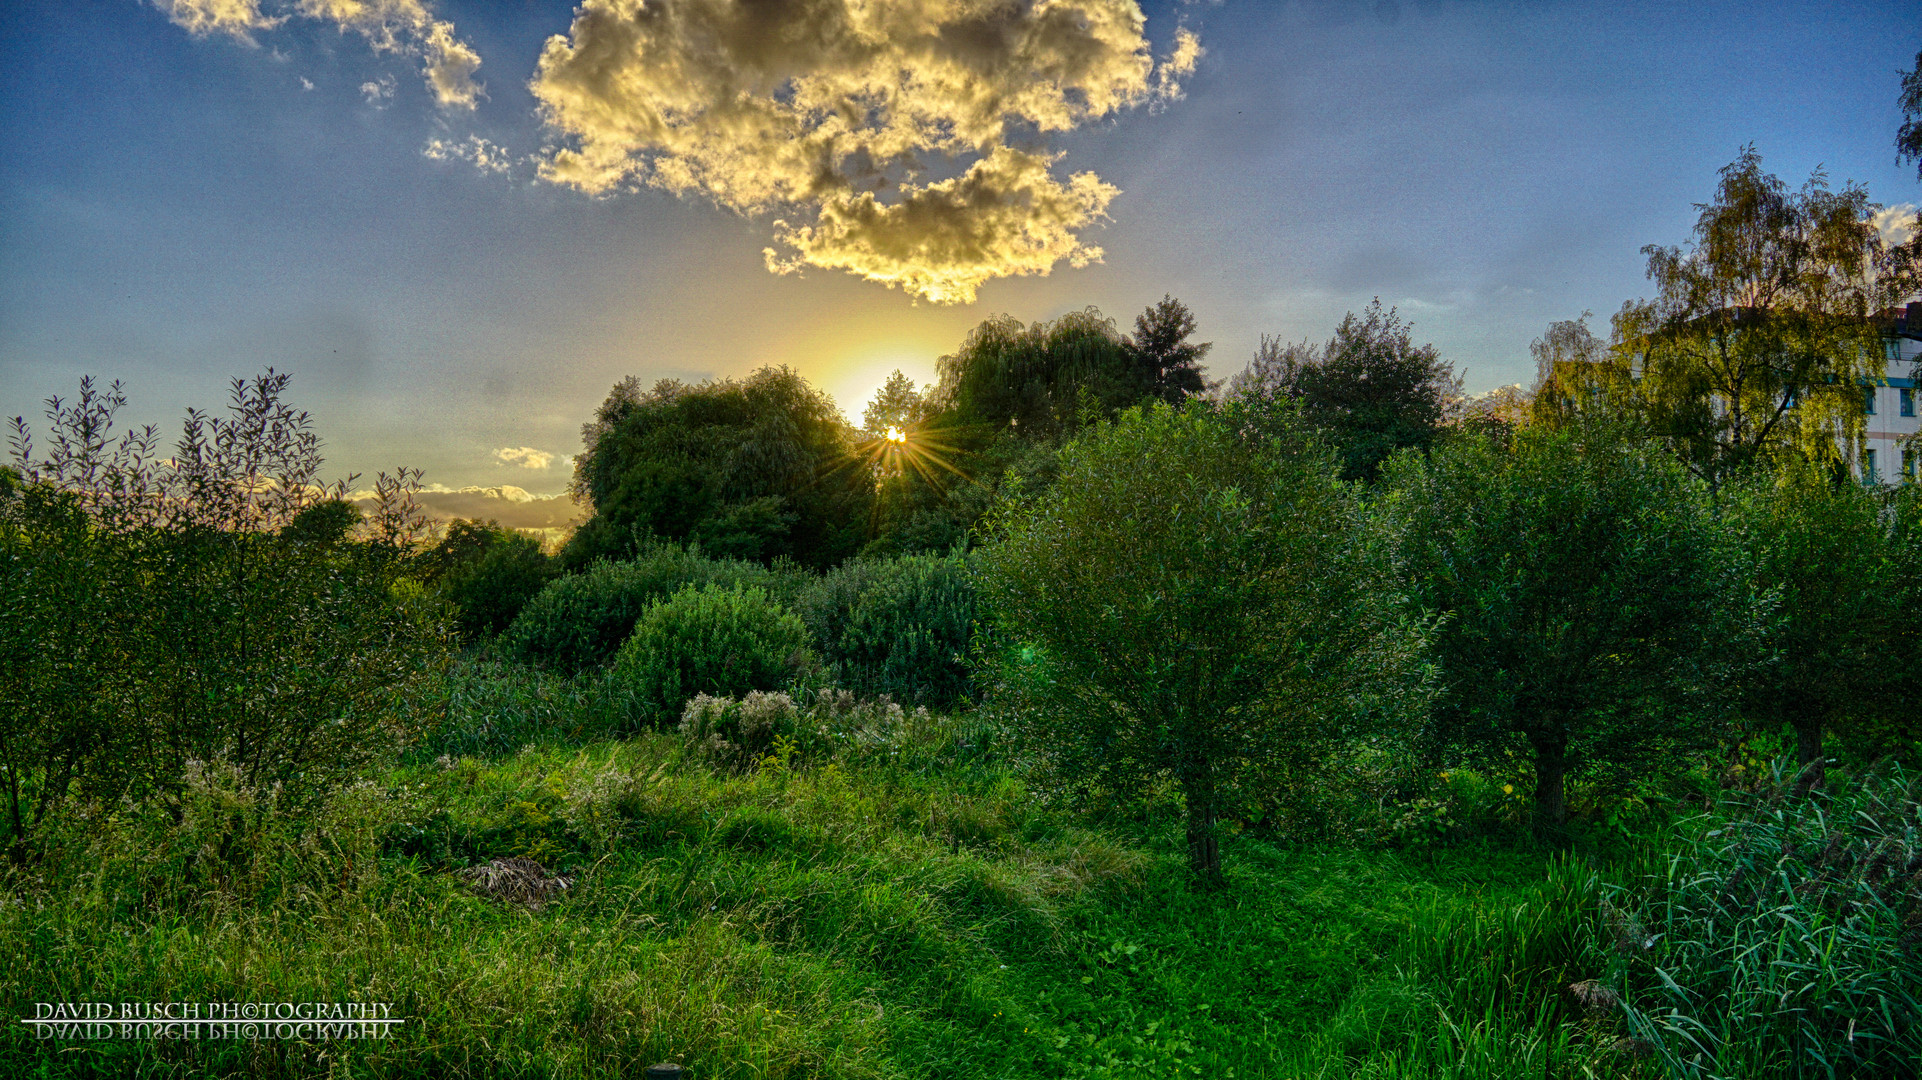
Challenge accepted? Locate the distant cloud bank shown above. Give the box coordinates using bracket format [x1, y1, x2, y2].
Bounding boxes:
[349, 483, 583, 542]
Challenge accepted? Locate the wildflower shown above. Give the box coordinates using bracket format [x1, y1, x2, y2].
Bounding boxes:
[1503, 784, 1514, 794]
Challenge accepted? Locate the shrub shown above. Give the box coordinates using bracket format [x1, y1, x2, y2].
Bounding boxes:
[678, 688, 933, 773]
[679, 691, 801, 772]
[502, 543, 810, 673]
[792, 551, 976, 707]
[3, 373, 450, 855]
[609, 583, 812, 729]
[430, 520, 556, 639]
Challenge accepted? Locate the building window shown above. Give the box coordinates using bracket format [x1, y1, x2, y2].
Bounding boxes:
[1863, 447, 1878, 482]
[1907, 448, 1918, 482]
[1903, 388, 1916, 417]
[1865, 387, 1877, 415]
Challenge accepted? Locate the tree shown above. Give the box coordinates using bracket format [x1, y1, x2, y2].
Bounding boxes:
[1225, 300, 1462, 481]
[1899, 48, 1922, 181]
[427, 519, 556, 639]
[1731, 466, 1912, 789]
[1526, 312, 1624, 429]
[861, 370, 927, 436]
[928, 307, 1138, 441]
[1613, 148, 1910, 488]
[565, 366, 870, 568]
[979, 401, 1428, 885]
[1125, 295, 1212, 405]
[1385, 427, 1756, 841]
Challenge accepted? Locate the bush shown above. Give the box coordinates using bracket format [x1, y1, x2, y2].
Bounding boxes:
[678, 687, 931, 773]
[1585, 761, 1922, 1077]
[609, 583, 812, 729]
[2, 373, 450, 855]
[679, 691, 800, 773]
[792, 551, 976, 707]
[502, 542, 810, 673]
[430, 520, 556, 639]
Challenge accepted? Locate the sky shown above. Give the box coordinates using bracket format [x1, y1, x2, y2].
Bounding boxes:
[3, 0, 1918, 522]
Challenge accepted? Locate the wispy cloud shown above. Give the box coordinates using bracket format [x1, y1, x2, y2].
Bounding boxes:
[493, 446, 557, 470]
[528, 0, 1201, 303]
[424, 135, 512, 174]
[152, 0, 283, 44]
[151, 0, 481, 109]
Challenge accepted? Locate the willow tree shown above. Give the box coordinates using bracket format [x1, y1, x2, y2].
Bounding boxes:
[565, 366, 870, 568]
[1614, 147, 1911, 488]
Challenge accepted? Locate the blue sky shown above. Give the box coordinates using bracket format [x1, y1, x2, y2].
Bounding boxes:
[3, 0, 1917, 501]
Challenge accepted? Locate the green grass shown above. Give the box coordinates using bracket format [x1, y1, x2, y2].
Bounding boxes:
[0, 700, 1655, 1080]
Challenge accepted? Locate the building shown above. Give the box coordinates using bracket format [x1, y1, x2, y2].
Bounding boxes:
[1863, 301, 1922, 482]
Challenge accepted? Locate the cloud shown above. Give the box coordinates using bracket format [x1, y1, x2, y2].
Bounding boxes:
[300, 76, 316, 90]
[493, 446, 558, 470]
[360, 75, 395, 105]
[529, 0, 1199, 303]
[1874, 203, 1918, 249]
[153, 0, 283, 43]
[767, 147, 1117, 304]
[348, 484, 584, 535]
[152, 0, 481, 109]
[425, 135, 513, 174]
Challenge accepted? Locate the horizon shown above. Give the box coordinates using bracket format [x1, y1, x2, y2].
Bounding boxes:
[3, 0, 1917, 510]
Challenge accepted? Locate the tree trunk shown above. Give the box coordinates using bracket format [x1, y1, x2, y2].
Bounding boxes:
[1181, 773, 1223, 889]
[1793, 718, 1825, 794]
[1531, 735, 1570, 846]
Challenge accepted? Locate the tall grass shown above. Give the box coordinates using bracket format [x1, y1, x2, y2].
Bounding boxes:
[2, 711, 1629, 1079]
[1599, 762, 1921, 1079]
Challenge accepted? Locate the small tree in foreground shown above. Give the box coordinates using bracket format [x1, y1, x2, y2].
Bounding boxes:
[1729, 465, 1903, 790]
[978, 402, 1430, 886]
[1386, 428, 1757, 841]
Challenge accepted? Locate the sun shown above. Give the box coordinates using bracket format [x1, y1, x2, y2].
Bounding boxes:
[851, 421, 968, 493]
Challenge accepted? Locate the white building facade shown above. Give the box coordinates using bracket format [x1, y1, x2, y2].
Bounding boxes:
[1863, 302, 1922, 482]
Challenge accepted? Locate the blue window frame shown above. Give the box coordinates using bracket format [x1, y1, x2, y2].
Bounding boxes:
[1903, 387, 1916, 417]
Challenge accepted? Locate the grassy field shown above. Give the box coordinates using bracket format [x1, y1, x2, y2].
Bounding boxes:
[0, 661, 1659, 1080]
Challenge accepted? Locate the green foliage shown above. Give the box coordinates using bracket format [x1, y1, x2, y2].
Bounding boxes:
[1, 373, 451, 856]
[1728, 466, 1908, 784]
[1124, 294, 1212, 406]
[929, 307, 1138, 441]
[428, 519, 556, 639]
[979, 400, 1431, 883]
[564, 366, 869, 568]
[1227, 299, 1463, 482]
[1899, 48, 1922, 180]
[1384, 427, 1759, 841]
[792, 550, 977, 707]
[1614, 147, 1906, 487]
[1592, 762, 1922, 1077]
[608, 583, 813, 730]
[501, 542, 808, 673]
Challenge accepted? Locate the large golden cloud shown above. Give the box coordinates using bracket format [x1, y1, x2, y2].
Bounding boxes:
[530, 0, 1200, 302]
